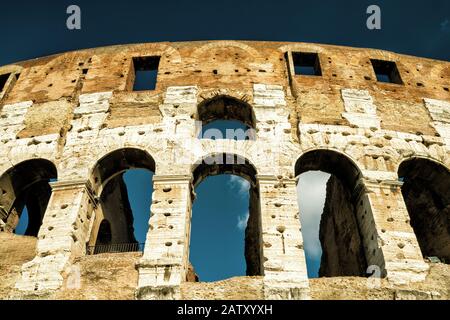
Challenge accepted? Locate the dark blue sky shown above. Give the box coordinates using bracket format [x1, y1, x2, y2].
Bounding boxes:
[0, 0, 449, 66]
[7, 1, 449, 281]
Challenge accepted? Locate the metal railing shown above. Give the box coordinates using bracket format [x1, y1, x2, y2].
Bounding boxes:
[86, 242, 145, 255]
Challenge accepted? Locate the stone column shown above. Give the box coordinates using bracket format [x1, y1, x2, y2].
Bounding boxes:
[15, 180, 97, 295]
[258, 175, 310, 300]
[136, 174, 192, 300]
[356, 178, 429, 284]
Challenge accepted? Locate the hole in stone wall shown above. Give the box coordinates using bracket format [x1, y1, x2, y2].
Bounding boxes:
[0, 159, 57, 237]
[0, 73, 11, 92]
[295, 150, 372, 278]
[292, 52, 322, 76]
[190, 154, 262, 282]
[197, 95, 256, 131]
[132, 56, 160, 91]
[88, 148, 155, 255]
[398, 158, 450, 263]
[370, 59, 403, 84]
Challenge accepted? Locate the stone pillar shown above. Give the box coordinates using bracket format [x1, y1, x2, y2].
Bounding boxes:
[424, 98, 450, 150]
[136, 174, 192, 300]
[15, 180, 97, 295]
[356, 178, 429, 284]
[258, 175, 310, 300]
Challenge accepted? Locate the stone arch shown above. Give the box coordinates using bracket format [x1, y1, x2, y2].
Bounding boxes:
[367, 49, 401, 63]
[88, 148, 156, 251]
[197, 95, 257, 131]
[159, 44, 183, 64]
[295, 149, 374, 277]
[90, 147, 156, 195]
[192, 41, 261, 59]
[293, 147, 363, 189]
[190, 152, 263, 278]
[398, 157, 450, 263]
[395, 154, 448, 175]
[278, 43, 327, 55]
[129, 43, 182, 64]
[0, 158, 57, 236]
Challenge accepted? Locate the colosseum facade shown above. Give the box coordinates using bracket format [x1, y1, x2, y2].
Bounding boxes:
[0, 40, 448, 300]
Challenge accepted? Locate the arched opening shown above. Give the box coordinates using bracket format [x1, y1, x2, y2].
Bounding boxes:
[295, 150, 368, 278]
[0, 159, 57, 237]
[197, 96, 256, 141]
[190, 153, 262, 281]
[88, 148, 155, 254]
[398, 158, 450, 263]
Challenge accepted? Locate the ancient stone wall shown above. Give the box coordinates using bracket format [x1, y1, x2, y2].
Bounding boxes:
[319, 175, 367, 277]
[0, 41, 448, 300]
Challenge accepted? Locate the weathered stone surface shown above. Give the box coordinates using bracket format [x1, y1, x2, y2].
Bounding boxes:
[341, 89, 380, 129]
[55, 252, 141, 300]
[424, 98, 450, 149]
[319, 176, 367, 277]
[309, 263, 449, 300]
[0, 233, 37, 299]
[0, 41, 448, 300]
[181, 276, 264, 300]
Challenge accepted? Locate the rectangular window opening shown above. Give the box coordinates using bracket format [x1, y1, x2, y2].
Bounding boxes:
[370, 59, 403, 84]
[0, 73, 11, 92]
[132, 56, 160, 91]
[292, 52, 322, 76]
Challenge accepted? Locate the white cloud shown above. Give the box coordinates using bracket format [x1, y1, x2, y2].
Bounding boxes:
[296, 171, 331, 260]
[237, 212, 249, 231]
[228, 175, 250, 197]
